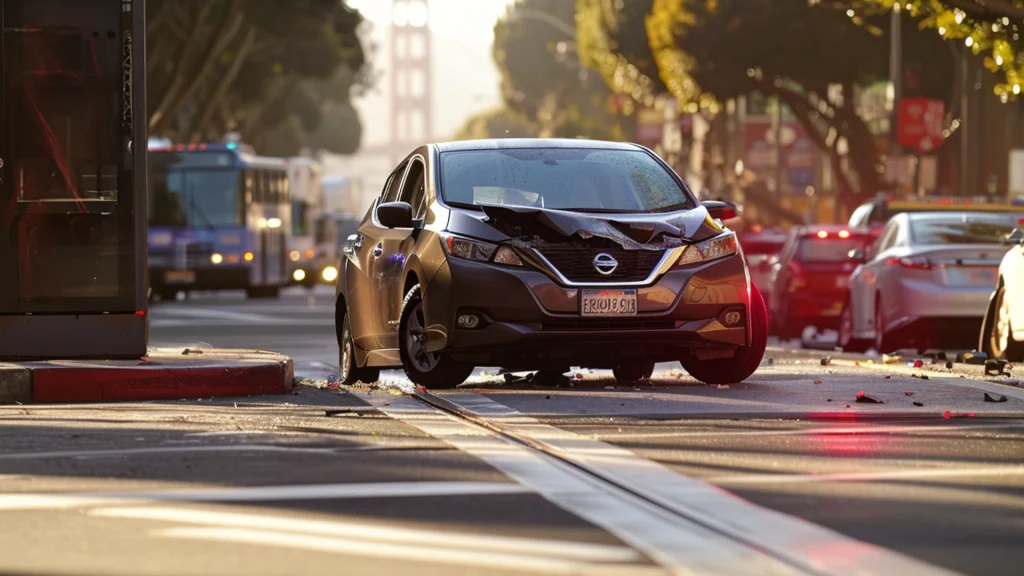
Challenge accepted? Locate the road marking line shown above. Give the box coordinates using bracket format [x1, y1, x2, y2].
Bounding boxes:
[439, 393, 958, 576]
[154, 527, 657, 574]
[0, 481, 531, 511]
[712, 465, 1024, 485]
[373, 396, 807, 576]
[97, 506, 643, 565]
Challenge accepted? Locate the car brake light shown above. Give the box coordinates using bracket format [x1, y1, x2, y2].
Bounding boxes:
[838, 230, 850, 238]
[885, 256, 931, 270]
[816, 230, 828, 239]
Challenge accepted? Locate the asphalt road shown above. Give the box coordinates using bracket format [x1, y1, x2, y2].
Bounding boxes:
[1, 288, 1021, 575]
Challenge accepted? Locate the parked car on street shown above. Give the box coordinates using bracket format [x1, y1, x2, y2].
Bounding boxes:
[839, 211, 1021, 353]
[979, 220, 1024, 361]
[738, 227, 787, 312]
[334, 139, 768, 388]
[768, 225, 874, 340]
[848, 194, 1024, 241]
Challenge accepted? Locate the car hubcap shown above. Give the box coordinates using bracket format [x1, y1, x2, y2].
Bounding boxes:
[342, 334, 352, 380]
[407, 302, 439, 372]
[996, 294, 1011, 354]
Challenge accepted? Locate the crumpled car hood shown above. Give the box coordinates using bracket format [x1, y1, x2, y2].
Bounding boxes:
[446, 204, 723, 250]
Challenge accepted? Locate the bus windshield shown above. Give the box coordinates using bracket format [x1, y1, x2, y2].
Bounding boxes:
[149, 153, 243, 229]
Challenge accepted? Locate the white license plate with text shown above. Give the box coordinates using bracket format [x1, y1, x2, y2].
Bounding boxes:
[581, 289, 638, 317]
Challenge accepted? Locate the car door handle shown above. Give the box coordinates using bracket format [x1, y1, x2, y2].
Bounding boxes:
[372, 243, 383, 258]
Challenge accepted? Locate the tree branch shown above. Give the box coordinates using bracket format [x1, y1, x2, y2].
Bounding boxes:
[191, 26, 257, 142]
[942, 0, 1024, 21]
[148, 2, 217, 132]
[152, 0, 246, 134]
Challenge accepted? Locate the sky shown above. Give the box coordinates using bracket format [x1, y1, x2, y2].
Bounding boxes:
[345, 0, 516, 145]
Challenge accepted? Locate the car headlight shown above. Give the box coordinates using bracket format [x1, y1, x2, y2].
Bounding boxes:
[677, 233, 739, 267]
[440, 234, 522, 266]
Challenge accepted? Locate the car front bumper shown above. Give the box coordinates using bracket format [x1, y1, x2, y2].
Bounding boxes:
[421, 254, 751, 370]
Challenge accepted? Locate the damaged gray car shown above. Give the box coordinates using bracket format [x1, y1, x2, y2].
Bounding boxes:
[334, 139, 768, 388]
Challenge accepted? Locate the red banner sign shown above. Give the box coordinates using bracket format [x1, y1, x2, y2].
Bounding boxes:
[897, 98, 945, 154]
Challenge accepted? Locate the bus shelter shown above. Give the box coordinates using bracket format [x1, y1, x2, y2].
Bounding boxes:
[0, 0, 148, 359]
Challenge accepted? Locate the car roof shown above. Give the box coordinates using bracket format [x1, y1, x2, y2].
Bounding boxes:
[431, 138, 644, 153]
[904, 211, 1019, 222]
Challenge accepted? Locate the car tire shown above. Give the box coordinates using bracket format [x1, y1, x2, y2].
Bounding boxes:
[336, 306, 380, 386]
[681, 284, 768, 385]
[399, 285, 474, 389]
[838, 299, 869, 353]
[987, 286, 1024, 362]
[612, 363, 655, 384]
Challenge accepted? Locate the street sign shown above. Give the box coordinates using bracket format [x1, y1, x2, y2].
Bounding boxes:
[897, 98, 945, 154]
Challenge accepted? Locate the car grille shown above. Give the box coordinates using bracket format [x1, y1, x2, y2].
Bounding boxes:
[536, 247, 666, 283]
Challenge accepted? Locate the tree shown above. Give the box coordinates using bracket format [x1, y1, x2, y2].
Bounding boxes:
[493, 0, 635, 141]
[454, 107, 541, 140]
[837, 0, 1024, 100]
[146, 0, 372, 155]
[577, 0, 952, 206]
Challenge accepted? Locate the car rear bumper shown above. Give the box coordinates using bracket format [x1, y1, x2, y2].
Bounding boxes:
[421, 254, 751, 369]
[892, 279, 992, 319]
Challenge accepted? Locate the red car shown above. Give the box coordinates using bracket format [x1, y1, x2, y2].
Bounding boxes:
[768, 225, 874, 340]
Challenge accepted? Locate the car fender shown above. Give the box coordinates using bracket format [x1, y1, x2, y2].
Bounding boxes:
[408, 235, 451, 354]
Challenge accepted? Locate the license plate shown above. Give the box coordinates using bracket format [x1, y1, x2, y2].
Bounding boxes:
[165, 270, 196, 284]
[581, 289, 638, 317]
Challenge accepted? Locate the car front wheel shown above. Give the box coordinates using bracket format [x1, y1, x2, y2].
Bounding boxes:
[399, 285, 474, 389]
[680, 284, 768, 385]
[988, 287, 1024, 362]
[336, 308, 380, 386]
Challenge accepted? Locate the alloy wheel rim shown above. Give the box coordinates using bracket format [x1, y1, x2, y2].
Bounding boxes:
[407, 302, 440, 372]
[342, 323, 352, 380]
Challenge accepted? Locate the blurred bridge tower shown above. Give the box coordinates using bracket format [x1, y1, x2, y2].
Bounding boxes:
[389, 0, 433, 167]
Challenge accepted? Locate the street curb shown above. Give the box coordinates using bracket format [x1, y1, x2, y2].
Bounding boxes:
[0, 364, 31, 404]
[0, 349, 293, 404]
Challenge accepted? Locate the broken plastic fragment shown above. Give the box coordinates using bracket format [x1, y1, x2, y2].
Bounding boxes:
[905, 391, 914, 396]
[820, 356, 832, 366]
[855, 391, 883, 404]
[913, 401, 924, 407]
[414, 385, 428, 395]
[913, 360, 924, 368]
[813, 379, 823, 385]
[884, 375, 892, 380]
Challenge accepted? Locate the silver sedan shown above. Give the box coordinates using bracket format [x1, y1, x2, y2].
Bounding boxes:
[839, 211, 1020, 354]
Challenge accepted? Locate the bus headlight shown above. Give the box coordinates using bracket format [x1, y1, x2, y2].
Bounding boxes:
[210, 253, 223, 264]
[244, 252, 254, 262]
[289, 251, 301, 262]
[293, 269, 306, 282]
[321, 266, 339, 283]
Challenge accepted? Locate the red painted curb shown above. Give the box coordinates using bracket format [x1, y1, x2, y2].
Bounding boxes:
[31, 361, 293, 403]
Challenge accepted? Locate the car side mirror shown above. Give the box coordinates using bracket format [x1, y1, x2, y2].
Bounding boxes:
[703, 200, 738, 222]
[376, 201, 413, 229]
[848, 249, 865, 261]
[1004, 228, 1024, 246]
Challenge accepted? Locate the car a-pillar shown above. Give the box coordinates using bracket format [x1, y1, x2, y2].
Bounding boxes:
[0, 0, 148, 359]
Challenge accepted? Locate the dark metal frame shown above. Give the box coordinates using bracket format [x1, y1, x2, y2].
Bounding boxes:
[0, 0, 147, 359]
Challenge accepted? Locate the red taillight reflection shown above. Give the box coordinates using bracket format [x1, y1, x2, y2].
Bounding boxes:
[135, 310, 146, 316]
[884, 256, 931, 270]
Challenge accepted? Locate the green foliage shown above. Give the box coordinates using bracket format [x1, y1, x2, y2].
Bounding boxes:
[146, 0, 371, 156]
[577, 0, 953, 202]
[492, 0, 634, 140]
[836, 0, 1024, 100]
[454, 107, 541, 140]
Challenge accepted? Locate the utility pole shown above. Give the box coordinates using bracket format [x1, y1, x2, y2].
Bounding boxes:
[889, 5, 903, 156]
[959, 46, 970, 197]
[771, 97, 784, 199]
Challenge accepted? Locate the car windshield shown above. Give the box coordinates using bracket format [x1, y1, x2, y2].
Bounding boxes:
[909, 215, 1019, 245]
[438, 148, 694, 213]
[797, 237, 870, 261]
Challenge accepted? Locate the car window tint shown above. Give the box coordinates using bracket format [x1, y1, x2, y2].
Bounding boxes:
[399, 159, 427, 218]
[796, 237, 871, 261]
[438, 148, 694, 213]
[909, 215, 1019, 245]
[382, 163, 408, 203]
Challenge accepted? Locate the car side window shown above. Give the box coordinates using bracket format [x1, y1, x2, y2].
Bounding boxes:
[398, 159, 428, 219]
[382, 163, 408, 204]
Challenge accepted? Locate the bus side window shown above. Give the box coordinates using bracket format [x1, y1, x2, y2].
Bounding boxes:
[280, 173, 290, 204]
[244, 171, 255, 204]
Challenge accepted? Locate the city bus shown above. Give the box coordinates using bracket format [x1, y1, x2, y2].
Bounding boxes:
[147, 142, 291, 300]
[286, 156, 323, 289]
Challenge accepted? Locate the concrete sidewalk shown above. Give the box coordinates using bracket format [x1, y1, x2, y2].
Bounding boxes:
[0, 347, 293, 404]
